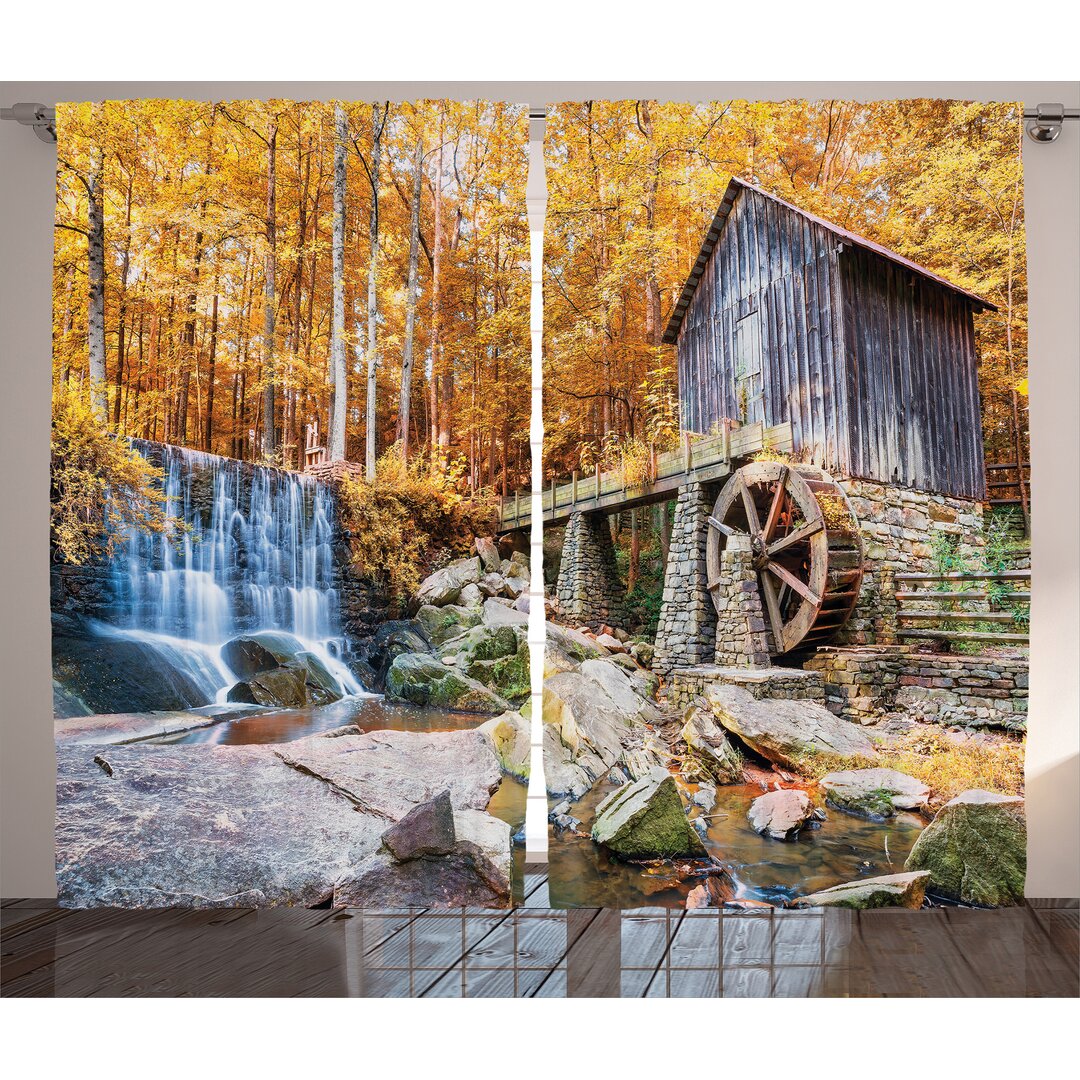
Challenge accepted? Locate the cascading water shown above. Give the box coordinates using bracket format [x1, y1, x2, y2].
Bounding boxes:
[95, 442, 364, 704]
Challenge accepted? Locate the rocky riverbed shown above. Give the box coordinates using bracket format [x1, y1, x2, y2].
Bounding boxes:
[542, 617, 1027, 910]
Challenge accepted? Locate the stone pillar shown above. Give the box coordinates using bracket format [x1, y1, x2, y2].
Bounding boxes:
[712, 534, 772, 668]
[653, 482, 718, 675]
[554, 511, 627, 630]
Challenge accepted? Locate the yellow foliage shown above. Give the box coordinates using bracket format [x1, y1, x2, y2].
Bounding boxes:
[789, 726, 1025, 809]
[337, 443, 496, 601]
[50, 385, 172, 565]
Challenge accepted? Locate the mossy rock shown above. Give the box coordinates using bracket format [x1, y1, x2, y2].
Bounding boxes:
[591, 766, 706, 859]
[385, 652, 509, 715]
[468, 642, 530, 703]
[904, 790, 1026, 907]
[416, 604, 483, 646]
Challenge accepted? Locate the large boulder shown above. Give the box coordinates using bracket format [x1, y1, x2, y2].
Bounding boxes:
[478, 710, 531, 780]
[791, 871, 932, 910]
[747, 789, 815, 841]
[222, 632, 344, 707]
[352, 619, 432, 691]
[819, 767, 930, 820]
[51, 621, 214, 714]
[579, 659, 660, 723]
[904, 790, 1026, 906]
[475, 536, 502, 573]
[438, 622, 520, 666]
[591, 767, 707, 859]
[681, 702, 745, 784]
[542, 670, 641, 794]
[704, 686, 877, 770]
[385, 653, 510, 714]
[544, 622, 609, 675]
[543, 724, 592, 799]
[335, 809, 511, 908]
[415, 557, 483, 607]
[221, 631, 308, 679]
[415, 604, 483, 646]
[482, 598, 529, 627]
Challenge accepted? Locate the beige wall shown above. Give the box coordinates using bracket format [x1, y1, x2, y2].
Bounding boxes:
[2, 81, 1076, 898]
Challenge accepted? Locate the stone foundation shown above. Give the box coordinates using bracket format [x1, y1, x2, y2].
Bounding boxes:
[837, 480, 984, 645]
[653, 482, 718, 673]
[665, 665, 826, 711]
[554, 511, 627, 630]
[805, 646, 1028, 731]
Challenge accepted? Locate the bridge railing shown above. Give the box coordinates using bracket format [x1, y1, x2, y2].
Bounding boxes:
[498, 420, 793, 531]
[893, 569, 1031, 647]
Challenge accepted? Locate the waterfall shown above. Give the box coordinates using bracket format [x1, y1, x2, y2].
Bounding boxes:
[102, 442, 363, 702]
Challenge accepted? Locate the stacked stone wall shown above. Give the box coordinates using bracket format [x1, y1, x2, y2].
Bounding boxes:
[837, 480, 984, 645]
[666, 665, 825, 711]
[805, 645, 1027, 731]
[653, 482, 718, 673]
[554, 511, 627, 630]
[711, 535, 772, 668]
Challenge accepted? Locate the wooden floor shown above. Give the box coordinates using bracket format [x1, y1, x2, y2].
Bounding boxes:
[3, 868, 1076, 997]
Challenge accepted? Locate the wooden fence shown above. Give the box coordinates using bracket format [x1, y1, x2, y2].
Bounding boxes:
[894, 569, 1031, 646]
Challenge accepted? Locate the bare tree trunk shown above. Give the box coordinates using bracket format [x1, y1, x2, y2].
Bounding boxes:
[429, 115, 444, 462]
[86, 134, 108, 422]
[113, 168, 134, 429]
[203, 287, 219, 451]
[328, 104, 348, 462]
[398, 136, 423, 461]
[262, 119, 279, 458]
[365, 103, 386, 479]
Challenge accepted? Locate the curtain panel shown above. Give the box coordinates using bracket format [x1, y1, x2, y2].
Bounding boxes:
[540, 99, 1029, 911]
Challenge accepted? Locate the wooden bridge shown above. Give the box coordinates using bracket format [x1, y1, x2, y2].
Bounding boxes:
[496, 421, 794, 532]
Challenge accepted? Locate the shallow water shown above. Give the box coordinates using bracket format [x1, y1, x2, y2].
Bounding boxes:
[547, 777, 926, 909]
[153, 696, 490, 745]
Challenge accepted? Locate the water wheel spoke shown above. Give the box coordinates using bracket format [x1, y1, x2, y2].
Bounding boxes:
[767, 517, 823, 556]
[765, 560, 821, 606]
[738, 475, 763, 538]
[759, 570, 787, 651]
[761, 465, 789, 542]
[707, 514, 740, 537]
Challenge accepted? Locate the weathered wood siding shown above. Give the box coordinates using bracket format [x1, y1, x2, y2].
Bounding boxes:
[676, 186, 987, 500]
[839, 246, 986, 499]
[677, 187, 851, 476]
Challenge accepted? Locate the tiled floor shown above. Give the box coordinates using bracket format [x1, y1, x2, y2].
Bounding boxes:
[2, 867, 1077, 997]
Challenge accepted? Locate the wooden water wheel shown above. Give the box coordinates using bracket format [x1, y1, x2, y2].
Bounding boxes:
[706, 462, 864, 656]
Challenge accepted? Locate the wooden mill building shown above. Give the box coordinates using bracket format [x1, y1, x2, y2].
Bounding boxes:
[664, 178, 995, 500]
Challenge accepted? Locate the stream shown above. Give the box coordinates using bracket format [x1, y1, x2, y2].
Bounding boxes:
[547, 777, 925, 908]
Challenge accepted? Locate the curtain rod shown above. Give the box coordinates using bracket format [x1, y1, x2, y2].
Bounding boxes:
[4, 101, 1078, 145]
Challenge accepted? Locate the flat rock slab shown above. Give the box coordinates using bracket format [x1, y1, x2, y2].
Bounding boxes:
[55, 710, 235, 746]
[56, 742, 383, 908]
[275, 727, 502, 820]
[705, 685, 877, 769]
[791, 871, 931, 910]
[819, 767, 930, 819]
